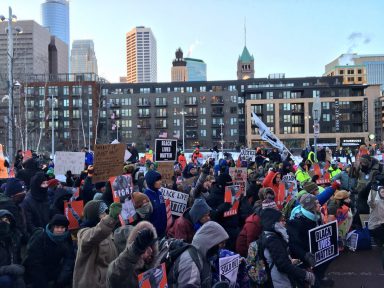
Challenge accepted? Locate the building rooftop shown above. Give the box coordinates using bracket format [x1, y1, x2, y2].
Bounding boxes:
[184, 58, 205, 63]
[239, 46, 254, 62]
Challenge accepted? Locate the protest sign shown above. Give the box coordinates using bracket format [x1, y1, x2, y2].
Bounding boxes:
[92, 143, 125, 183]
[309, 220, 339, 266]
[219, 254, 240, 287]
[224, 185, 241, 217]
[157, 162, 174, 187]
[55, 151, 85, 175]
[145, 153, 153, 162]
[124, 150, 132, 162]
[64, 200, 84, 230]
[155, 139, 177, 162]
[160, 187, 189, 216]
[229, 167, 247, 195]
[110, 175, 136, 225]
[240, 148, 256, 162]
[138, 263, 168, 288]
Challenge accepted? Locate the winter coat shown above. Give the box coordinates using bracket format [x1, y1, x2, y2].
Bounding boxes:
[331, 171, 356, 191]
[169, 221, 229, 288]
[167, 208, 195, 243]
[0, 210, 23, 267]
[144, 187, 167, 239]
[24, 227, 75, 288]
[367, 189, 384, 230]
[106, 221, 159, 288]
[268, 150, 281, 164]
[236, 213, 262, 257]
[81, 176, 96, 205]
[0, 194, 27, 239]
[15, 158, 40, 189]
[178, 155, 187, 171]
[262, 171, 281, 198]
[295, 167, 311, 186]
[73, 215, 118, 288]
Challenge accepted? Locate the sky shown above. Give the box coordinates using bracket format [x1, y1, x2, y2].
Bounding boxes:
[1, 0, 383, 83]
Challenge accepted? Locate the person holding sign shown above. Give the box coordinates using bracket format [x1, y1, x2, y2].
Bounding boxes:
[260, 208, 315, 287]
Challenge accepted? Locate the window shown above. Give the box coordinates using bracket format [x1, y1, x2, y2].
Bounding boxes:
[250, 93, 262, 100]
[173, 97, 180, 105]
[63, 99, 69, 107]
[39, 87, 45, 96]
[283, 115, 291, 122]
[122, 98, 132, 105]
[283, 91, 291, 99]
[266, 115, 274, 123]
[313, 90, 320, 97]
[200, 86, 206, 92]
[322, 114, 331, 121]
[358, 77, 362, 82]
[282, 103, 290, 111]
[155, 87, 162, 93]
[64, 110, 69, 117]
[200, 118, 206, 125]
[48, 86, 58, 96]
[121, 109, 132, 117]
[64, 121, 69, 128]
[121, 120, 133, 127]
[212, 118, 223, 125]
[339, 69, 344, 75]
[230, 129, 238, 136]
[73, 86, 82, 96]
[347, 69, 354, 75]
[199, 96, 206, 104]
[230, 107, 237, 113]
[73, 110, 80, 118]
[228, 85, 236, 91]
[266, 104, 274, 112]
[200, 107, 206, 115]
[155, 97, 167, 105]
[322, 102, 330, 109]
[186, 96, 197, 105]
[140, 88, 150, 93]
[347, 77, 354, 82]
[138, 108, 150, 116]
[64, 132, 70, 139]
[87, 85, 92, 95]
[357, 69, 362, 74]
[40, 121, 45, 129]
[266, 91, 273, 99]
[88, 99, 92, 106]
[230, 95, 237, 103]
[230, 118, 237, 125]
[173, 119, 180, 126]
[291, 92, 301, 98]
[200, 130, 207, 137]
[237, 96, 244, 104]
[186, 87, 193, 93]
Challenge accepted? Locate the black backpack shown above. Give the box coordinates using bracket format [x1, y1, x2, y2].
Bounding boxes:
[158, 238, 202, 286]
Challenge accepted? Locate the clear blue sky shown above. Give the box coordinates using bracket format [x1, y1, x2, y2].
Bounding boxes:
[1, 0, 383, 82]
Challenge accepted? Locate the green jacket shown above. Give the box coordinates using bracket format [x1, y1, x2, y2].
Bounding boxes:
[295, 168, 311, 186]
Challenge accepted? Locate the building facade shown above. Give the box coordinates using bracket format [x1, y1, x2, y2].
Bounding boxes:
[125, 26, 157, 83]
[237, 46, 254, 80]
[171, 48, 188, 82]
[185, 58, 207, 81]
[70, 40, 98, 74]
[41, 0, 70, 46]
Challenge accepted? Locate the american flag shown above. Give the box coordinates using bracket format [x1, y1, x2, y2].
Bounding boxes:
[158, 131, 168, 138]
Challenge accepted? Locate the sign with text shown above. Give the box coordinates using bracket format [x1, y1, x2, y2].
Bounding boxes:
[157, 161, 174, 187]
[155, 139, 177, 162]
[138, 263, 168, 288]
[224, 185, 241, 217]
[92, 143, 125, 183]
[110, 175, 135, 225]
[240, 148, 256, 161]
[55, 151, 85, 175]
[229, 167, 247, 195]
[309, 221, 339, 266]
[219, 254, 240, 287]
[64, 200, 84, 230]
[160, 187, 189, 216]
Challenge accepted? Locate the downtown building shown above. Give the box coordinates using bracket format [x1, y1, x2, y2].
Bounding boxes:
[70, 40, 98, 74]
[41, 0, 70, 46]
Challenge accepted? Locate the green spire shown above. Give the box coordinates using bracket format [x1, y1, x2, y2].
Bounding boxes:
[239, 46, 254, 62]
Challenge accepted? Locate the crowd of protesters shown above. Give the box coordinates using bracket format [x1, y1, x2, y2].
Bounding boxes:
[0, 142, 383, 288]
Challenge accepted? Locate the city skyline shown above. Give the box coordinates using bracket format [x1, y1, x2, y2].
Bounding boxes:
[1, 0, 383, 83]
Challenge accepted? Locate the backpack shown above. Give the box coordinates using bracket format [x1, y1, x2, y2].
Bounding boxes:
[158, 238, 202, 286]
[246, 239, 270, 285]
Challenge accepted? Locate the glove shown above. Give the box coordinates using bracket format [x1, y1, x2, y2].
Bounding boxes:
[109, 203, 122, 220]
[133, 228, 156, 254]
[331, 181, 340, 191]
[1, 264, 25, 276]
[305, 271, 316, 286]
[304, 252, 316, 268]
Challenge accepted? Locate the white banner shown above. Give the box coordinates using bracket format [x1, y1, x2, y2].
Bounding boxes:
[219, 254, 240, 287]
[54, 152, 85, 175]
[160, 187, 189, 216]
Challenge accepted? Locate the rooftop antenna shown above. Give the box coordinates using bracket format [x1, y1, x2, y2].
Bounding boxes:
[244, 17, 247, 46]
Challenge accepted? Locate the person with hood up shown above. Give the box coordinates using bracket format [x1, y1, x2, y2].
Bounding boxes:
[260, 208, 315, 288]
[328, 161, 341, 180]
[178, 151, 187, 171]
[183, 163, 198, 179]
[0, 210, 24, 288]
[15, 157, 40, 190]
[192, 148, 203, 165]
[129, 192, 153, 225]
[20, 172, 50, 234]
[168, 198, 211, 243]
[24, 214, 75, 288]
[295, 161, 312, 186]
[287, 194, 334, 287]
[73, 201, 122, 288]
[144, 170, 167, 238]
[168, 221, 229, 287]
[106, 221, 159, 288]
[262, 168, 282, 201]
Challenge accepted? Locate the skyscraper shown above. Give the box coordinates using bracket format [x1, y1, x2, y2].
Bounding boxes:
[171, 48, 188, 82]
[41, 0, 70, 46]
[126, 26, 157, 83]
[70, 40, 98, 74]
[185, 58, 207, 81]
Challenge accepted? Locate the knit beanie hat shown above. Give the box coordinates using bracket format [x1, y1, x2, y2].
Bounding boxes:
[189, 198, 211, 224]
[303, 182, 319, 194]
[47, 179, 60, 188]
[95, 182, 106, 190]
[145, 170, 162, 190]
[132, 192, 150, 208]
[300, 193, 318, 211]
[123, 164, 135, 174]
[5, 178, 25, 197]
[262, 199, 278, 210]
[83, 200, 107, 223]
[49, 214, 69, 228]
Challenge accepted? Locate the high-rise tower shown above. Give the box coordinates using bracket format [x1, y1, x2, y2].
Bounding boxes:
[41, 0, 70, 46]
[70, 40, 98, 74]
[171, 48, 188, 82]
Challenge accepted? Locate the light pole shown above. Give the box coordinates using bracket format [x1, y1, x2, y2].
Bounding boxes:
[220, 122, 224, 157]
[1, 7, 18, 163]
[312, 96, 321, 161]
[50, 94, 55, 158]
[180, 109, 187, 150]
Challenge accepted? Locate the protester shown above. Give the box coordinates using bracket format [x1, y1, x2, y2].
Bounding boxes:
[106, 221, 159, 287]
[15, 157, 40, 190]
[73, 201, 122, 288]
[14, 150, 23, 173]
[331, 164, 356, 191]
[368, 185, 384, 248]
[178, 151, 187, 171]
[262, 169, 281, 199]
[24, 214, 75, 288]
[295, 161, 312, 186]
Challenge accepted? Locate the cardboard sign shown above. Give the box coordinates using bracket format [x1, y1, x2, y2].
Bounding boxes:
[160, 187, 189, 216]
[219, 254, 240, 286]
[155, 139, 177, 162]
[224, 185, 241, 217]
[110, 175, 136, 225]
[64, 200, 84, 230]
[240, 149, 256, 162]
[54, 151, 85, 175]
[92, 143, 125, 183]
[309, 221, 339, 266]
[138, 263, 168, 288]
[229, 167, 247, 195]
[157, 162, 174, 187]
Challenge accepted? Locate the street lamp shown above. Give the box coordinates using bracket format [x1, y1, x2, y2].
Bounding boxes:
[220, 122, 224, 157]
[48, 94, 57, 159]
[180, 109, 187, 150]
[0, 7, 18, 163]
[312, 96, 322, 161]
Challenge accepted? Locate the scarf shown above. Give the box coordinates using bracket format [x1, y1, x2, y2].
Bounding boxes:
[45, 224, 69, 243]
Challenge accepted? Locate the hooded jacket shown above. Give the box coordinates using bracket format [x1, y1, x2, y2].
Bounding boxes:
[262, 170, 281, 198]
[169, 221, 229, 288]
[0, 210, 23, 267]
[236, 213, 262, 257]
[0, 193, 27, 239]
[15, 158, 40, 189]
[20, 172, 50, 234]
[167, 208, 195, 243]
[106, 221, 159, 288]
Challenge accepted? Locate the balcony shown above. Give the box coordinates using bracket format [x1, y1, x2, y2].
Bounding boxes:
[184, 100, 198, 106]
[291, 109, 304, 114]
[211, 99, 224, 105]
[185, 123, 198, 128]
[155, 124, 168, 129]
[155, 101, 167, 107]
[212, 123, 224, 128]
[137, 113, 151, 118]
[110, 103, 121, 108]
[137, 124, 151, 129]
[155, 114, 167, 118]
[185, 113, 198, 117]
[137, 101, 151, 107]
[212, 110, 224, 116]
[186, 133, 198, 139]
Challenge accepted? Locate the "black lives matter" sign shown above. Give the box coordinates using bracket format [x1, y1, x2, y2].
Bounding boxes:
[155, 139, 177, 162]
[309, 221, 339, 266]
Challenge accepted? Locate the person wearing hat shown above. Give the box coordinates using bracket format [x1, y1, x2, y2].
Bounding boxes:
[0, 209, 25, 288]
[24, 214, 75, 288]
[168, 198, 211, 243]
[73, 201, 122, 288]
[191, 148, 203, 165]
[287, 194, 334, 287]
[128, 192, 153, 225]
[106, 221, 159, 288]
[178, 151, 187, 171]
[0, 178, 27, 238]
[20, 172, 51, 234]
[260, 208, 315, 287]
[295, 161, 312, 186]
[144, 170, 167, 238]
[15, 157, 41, 190]
[328, 161, 341, 180]
[93, 182, 106, 201]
